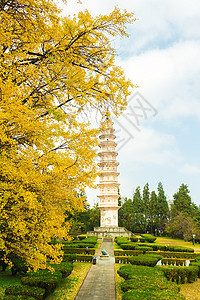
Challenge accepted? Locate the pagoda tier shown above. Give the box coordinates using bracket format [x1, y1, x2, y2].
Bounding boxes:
[98, 118, 120, 227]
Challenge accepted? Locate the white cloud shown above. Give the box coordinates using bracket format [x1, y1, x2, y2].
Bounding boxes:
[179, 164, 200, 175]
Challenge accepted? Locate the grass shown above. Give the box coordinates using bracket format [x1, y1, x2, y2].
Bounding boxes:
[180, 278, 200, 300]
[156, 237, 200, 252]
[46, 262, 91, 300]
[115, 263, 125, 300]
[0, 268, 21, 299]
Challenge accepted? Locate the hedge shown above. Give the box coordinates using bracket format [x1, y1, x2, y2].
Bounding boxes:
[3, 296, 35, 300]
[114, 250, 143, 257]
[130, 237, 138, 242]
[161, 258, 187, 266]
[122, 288, 186, 300]
[115, 256, 130, 264]
[121, 276, 180, 293]
[63, 247, 95, 255]
[63, 243, 96, 248]
[189, 261, 200, 278]
[117, 265, 164, 280]
[62, 254, 77, 262]
[134, 246, 153, 253]
[140, 234, 157, 243]
[115, 237, 129, 245]
[51, 262, 73, 278]
[156, 265, 198, 284]
[146, 251, 199, 259]
[128, 254, 162, 267]
[120, 244, 137, 250]
[21, 270, 62, 295]
[5, 284, 45, 300]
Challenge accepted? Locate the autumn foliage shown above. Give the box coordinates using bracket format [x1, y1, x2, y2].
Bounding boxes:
[0, 0, 134, 269]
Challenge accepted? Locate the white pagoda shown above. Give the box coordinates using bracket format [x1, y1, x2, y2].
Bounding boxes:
[87, 117, 132, 237]
[98, 118, 120, 227]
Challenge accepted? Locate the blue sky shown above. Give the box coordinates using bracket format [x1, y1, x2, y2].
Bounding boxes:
[61, 0, 200, 206]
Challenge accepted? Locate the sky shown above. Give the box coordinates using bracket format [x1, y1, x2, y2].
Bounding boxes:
[60, 0, 200, 207]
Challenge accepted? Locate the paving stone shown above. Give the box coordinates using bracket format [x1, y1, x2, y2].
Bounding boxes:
[75, 238, 116, 300]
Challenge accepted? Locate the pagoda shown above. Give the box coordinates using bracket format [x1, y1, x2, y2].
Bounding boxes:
[98, 118, 120, 227]
[87, 117, 132, 237]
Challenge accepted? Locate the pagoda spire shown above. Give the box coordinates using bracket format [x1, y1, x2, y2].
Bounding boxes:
[98, 117, 120, 227]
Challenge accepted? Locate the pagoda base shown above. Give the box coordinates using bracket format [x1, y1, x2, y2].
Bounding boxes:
[87, 226, 133, 238]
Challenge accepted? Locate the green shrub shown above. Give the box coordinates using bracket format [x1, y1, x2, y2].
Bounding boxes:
[114, 250, 143, 257]
[161, 258, 187, 266]
[115, 256, 130, 264]
[51, 262, 73, 278]
[146, 251, 199, 259]
[21, 270, 62, 295]
[140, 234, 157, 243]
[78, 235, 87, 240]
[5, 284, 45, 300]
[76, 255, 93, 262]
[121, 276, 180, 293]
[117, 265, 164, 280]
[134, 246, 153, 253]
[115, 237, 129, 245]
[166, 246, 194, 253]
[120, 243, 137, 250]
[190, 261, 200, 278]
[139, 237, 146, 243]
[3, 296, 35, 300]
[122, 288, 185, 300]
[63, 247, 95, 255]
[62, 254, 77, 262]
[130, 237, 138, 242]
[156, 265, 198, 284]
[128, 254, 162, 267]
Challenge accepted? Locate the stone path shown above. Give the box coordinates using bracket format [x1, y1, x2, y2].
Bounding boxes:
[75, 238, 116, 300]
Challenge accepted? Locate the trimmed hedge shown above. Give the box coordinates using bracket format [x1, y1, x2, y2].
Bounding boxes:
[114, 250, 143, 257]
[190, 261, 200, 278]
[63, 243, 95, 248]
[51, 262, 73, 278]
[5, 284, 45, 300]
[140, 234, 157, 243]
[3, 296, 35, 300]
[115, 256, 130, 264]
[21, 270, 62, 295]
[63, 247, 95, 255]
[146, 251, 199, 259]
[134, 246, 153, 253]
[161, 258, 187, 266]
[76, 255, 93, 262]
[130, 237, 138, 242]
[117, 265, 164, 280]
[115, 237, 129, 245]
[118, 265, 185, 300]
[62, 254, 77, 262]
[122, 288, 185, 300]
[128, 254, 162, 267]
[156, 265, 198, 284]
[120, 244, 137, 250]
[121, 276, 180, 293]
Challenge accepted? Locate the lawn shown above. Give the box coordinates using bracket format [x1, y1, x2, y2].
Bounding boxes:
[156, 236, 200, 252]
[46, 262, 91, 300]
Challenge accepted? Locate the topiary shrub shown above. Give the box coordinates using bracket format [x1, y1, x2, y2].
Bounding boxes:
[122, 288, 185, 300]
[156, 265, 198, 284]
[51, 262, 73, 278]
[140, 234, 157, 243]
[3, 296, 36, 300]
[21, 270, 62, 296]
[5, 285, 45, 300]
[128, 254, 162, 267]
[130, 237, 138, 242]
[117, 265, 164, 280]
[115, 237, 130, 245]
[134, 246, 153, 253]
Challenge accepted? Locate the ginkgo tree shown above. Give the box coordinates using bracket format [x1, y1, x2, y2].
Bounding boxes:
[0, 0, 135, 270]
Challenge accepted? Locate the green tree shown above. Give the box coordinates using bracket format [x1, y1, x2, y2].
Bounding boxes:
[157, 182, 169, 235]
[173, 184, 192, 216]
[166, 212, 200, 241]
[119, 198, 136, 232]
[132, 186, 147, 233]
[142, 183, 150, 229]
[149, 191, 158, 235]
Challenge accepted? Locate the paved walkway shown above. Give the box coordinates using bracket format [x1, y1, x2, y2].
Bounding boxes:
[75, 238, 116, 300]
